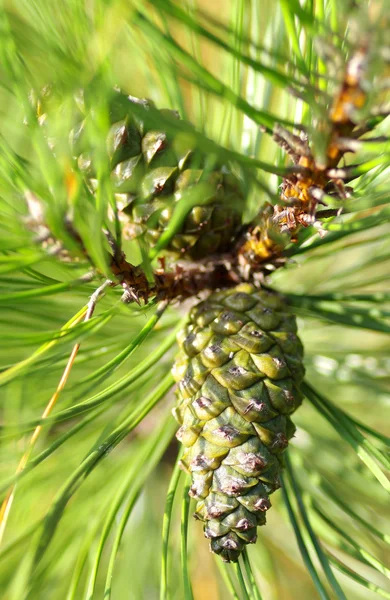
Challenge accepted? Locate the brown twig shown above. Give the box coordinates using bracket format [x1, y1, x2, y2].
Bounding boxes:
[237, 45, 377, 271]
[26, 47, 386, 306]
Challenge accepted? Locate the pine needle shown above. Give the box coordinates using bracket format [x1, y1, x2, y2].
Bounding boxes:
[0, 280, 111, 545]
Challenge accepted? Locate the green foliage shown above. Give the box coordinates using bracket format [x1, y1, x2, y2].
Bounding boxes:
[0, 0, 389, 599]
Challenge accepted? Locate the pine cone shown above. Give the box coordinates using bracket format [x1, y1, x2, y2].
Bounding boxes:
[172, 283, 304, 561]
[35, 88, 243, 260]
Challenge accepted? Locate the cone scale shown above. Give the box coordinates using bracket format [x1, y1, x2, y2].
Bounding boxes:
[172, 283, 305, 561]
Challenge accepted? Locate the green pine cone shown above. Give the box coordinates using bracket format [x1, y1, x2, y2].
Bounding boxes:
[172, 283, 305, 562]
[36, 88, 243, 260]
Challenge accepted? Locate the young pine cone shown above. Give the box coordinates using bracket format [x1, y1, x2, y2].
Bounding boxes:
[35, 88, 243, 260]
[172, 283, 305, 561]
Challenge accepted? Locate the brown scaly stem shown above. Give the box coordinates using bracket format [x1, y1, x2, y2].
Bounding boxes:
[26, 46, 388, 305]
[238, 45, 381, 275]
[110, 248, 238, 303]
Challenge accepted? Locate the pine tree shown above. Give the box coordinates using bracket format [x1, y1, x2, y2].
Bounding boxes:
[0, 1, 389, 599]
